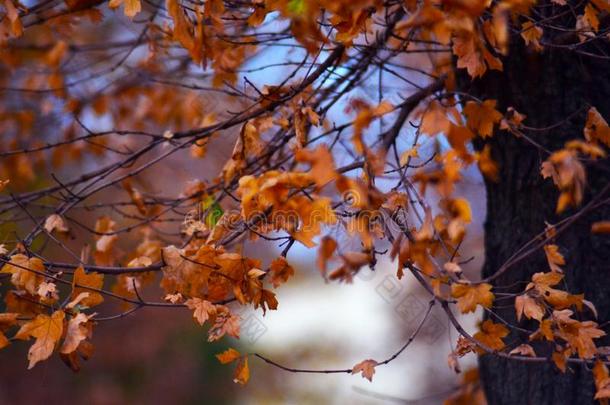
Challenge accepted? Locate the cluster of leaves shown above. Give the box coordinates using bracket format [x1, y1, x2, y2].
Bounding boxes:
[1, 0, 609, 400]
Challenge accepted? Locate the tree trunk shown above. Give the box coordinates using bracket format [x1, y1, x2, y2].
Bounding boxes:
[457, 17, 610, 405]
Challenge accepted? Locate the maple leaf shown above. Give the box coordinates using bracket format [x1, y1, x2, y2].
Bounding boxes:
[72, 266, 104, 308]
[208, 309, 240, 341]
[420, 100, 451, 136]
[15, 310, 65, 369]
[0, 313, 19, 350]
[509, 344, 536, 357]
[451, 282, 495, 313]
[1, 0, 22, 37]
[544, 244, 565, 272]
[552, 309, 605, 359]
[0, 254, 44, 295]
[453, 32, 502, 79]
[60, 313, 91, 355]
[269, 257, 295, 288]
[541, 149, 586, 213]
[317, 236, 337, 277]
[44, 214, 69, 234]
[529, 272, 583, 310]
[515, 294, 544, 322]
[108, 0, 141, 18]
[520, 21, 543, 51]
[295, 144, 338, 189]
[593, 361, 610, 400]
[476, 144, 499, 181]
[463, 100, 503, 138]
[584, 107, 610, 147]
[352, 359, 378, 382]
[216, 348, 241, 364]
[473, 320, 508, 353]
[233, 357, 250, 384]
[185, 298, 217, 326]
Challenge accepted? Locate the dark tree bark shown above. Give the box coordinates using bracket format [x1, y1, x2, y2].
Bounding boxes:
[457, 11, 610, 405]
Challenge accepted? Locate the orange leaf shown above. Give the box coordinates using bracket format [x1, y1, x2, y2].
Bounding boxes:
[60, 313, 90, 354]
[592, 221, 610, 234]
[72, 266, 104, 308]
[15, 310, 65, 369]
[233, 357, 250, 384]
[352, 359, 378, 382]
[473, 320, 508, 353]
[216, 348, 241, 364]
[463, 99, 503, 138]
[544, 244, 565, 272]
[185, 298, 217, 326]
[509, 344, 536, 357]
[451, 283, 495, 313]
[269, 257, 295, 288]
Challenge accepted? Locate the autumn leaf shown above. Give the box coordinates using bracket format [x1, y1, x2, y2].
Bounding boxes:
[593, 361, 610, 400]
[108, 0, 141, 18]
[352, 359, 378, 382]
[233, 357, 250, 384]
[0, 313, 19, 350]
[15, 310, 65, 369]
[451, 283, 495, 313]
[269, 257, 295, 288]
[44, 214, 69, 234]
[528, 271, 583, 310]
[541, 149, 586, 213]
[60, 313, 90, 354]
[520, 22, 543, 51]
[185, 298, 217, 326]
[316, 236, 337, 277]
[476, 144, 499, 181]
[216, 348, 241, 364]
[515, 294, 544, 322]
[544, 244, 565, 272]
[592, 221, 610, 234]
[463, 100, 503, 138]
[420, 100, 450, 136]
[509, 344, 536, 357]
[584, 107, 610, 147]
[72, 266, 104, 308]
[473, 320, 508, 353]
[1, 254, 44, 295]
[295, 145, 338, 189]
[208, 310, 240, 341]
